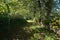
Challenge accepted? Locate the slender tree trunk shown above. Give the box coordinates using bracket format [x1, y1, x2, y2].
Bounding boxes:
[37, 0, 42, 22]
[45, 0, 53, 29]
[37, 0, 53, 29]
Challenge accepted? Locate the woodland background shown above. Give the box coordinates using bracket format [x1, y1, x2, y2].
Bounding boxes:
[0, 0, 60, 40]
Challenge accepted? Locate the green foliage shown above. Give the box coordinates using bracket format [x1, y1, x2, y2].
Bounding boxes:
[44, 34, 55, 40]
[0, 0, 60, 40]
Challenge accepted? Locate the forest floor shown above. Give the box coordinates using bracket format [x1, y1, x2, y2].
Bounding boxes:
[23, 20, 60, 40]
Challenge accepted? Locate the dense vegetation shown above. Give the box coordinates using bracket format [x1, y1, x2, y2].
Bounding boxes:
[0, 0, 60, 40]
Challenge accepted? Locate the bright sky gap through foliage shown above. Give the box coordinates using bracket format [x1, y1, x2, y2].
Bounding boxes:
[54, 0, 60, 12]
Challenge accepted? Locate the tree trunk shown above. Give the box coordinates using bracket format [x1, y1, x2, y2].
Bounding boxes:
[45, 0, 53, 29]
[37, 0, 53, 30]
